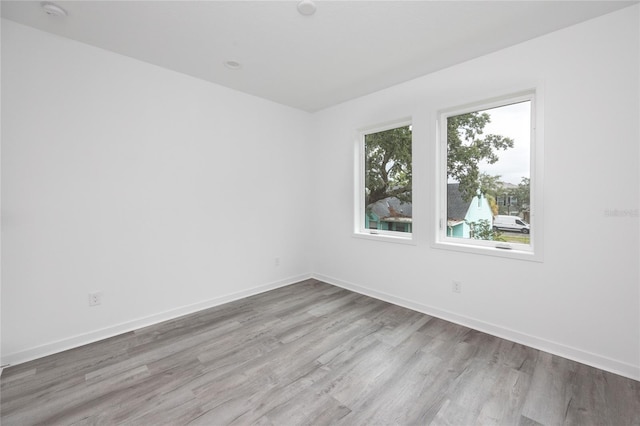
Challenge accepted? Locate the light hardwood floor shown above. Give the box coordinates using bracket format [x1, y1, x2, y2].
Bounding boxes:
[2, 279, 639, 425]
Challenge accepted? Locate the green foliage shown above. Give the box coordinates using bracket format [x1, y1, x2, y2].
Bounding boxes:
[447, 113, 514, 201]
[485, 193, 499, 217]
[364, 113, 517, 212]
[478, 172, 503, 196]
[365, 126, 412, 206]
[477, 173, 501, 215]
[514, 177, 530, 209]
[465, 219, 506, 241]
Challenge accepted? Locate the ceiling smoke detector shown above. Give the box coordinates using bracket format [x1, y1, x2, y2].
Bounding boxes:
[297, 0, 317, 16]
[41, 2, 67, 17]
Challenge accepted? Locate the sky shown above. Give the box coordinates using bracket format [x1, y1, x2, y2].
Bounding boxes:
[476, 101, 531, 186]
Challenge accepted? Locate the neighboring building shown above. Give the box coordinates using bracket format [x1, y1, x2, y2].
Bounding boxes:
[365, 197, 412, 233]
[447, 183, 493, 238]
[365, 185, 492, 236]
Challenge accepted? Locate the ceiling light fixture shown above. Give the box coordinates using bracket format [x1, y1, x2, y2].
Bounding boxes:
[41, 2, 67, 17]
[224, 60, 242, 70]
[297, 0, 317, 16]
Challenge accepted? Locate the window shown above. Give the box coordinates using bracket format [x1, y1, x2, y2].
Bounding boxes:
[436, 91, 542, 260]
[356, 120, 413, 241]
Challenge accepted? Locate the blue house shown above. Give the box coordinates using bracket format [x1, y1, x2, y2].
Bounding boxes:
[447, 183, 493, 238]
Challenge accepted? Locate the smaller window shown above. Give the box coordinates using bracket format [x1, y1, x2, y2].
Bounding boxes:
[356, 120, 413, 241]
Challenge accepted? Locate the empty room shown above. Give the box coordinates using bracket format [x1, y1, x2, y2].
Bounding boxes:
[1, 1, 639, 424]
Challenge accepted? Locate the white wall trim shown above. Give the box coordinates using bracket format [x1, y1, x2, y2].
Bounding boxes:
[4, 272, 639, 381]
[312, 273, 640, 381]
[3, 273, 312, 367]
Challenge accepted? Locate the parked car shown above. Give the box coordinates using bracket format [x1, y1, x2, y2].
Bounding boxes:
[493, 215, 530, 234]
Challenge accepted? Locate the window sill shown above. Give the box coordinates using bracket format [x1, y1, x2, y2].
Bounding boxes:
[433, 240, 542, 262]
[353, 231, 416, 245]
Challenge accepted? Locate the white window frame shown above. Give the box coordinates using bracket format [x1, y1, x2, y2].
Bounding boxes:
[354, 118, 415, 244]
[434, 90, 544, 261]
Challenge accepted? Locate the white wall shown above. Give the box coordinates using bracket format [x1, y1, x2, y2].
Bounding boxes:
[2, 6, 639, 381]
[311, 6, 640, 379]
[0, 14, 4, 372]
[1, 19, 312, 364]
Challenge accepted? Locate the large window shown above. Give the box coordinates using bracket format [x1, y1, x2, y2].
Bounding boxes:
[436, 91, 541, 259]
[356, 121, 413, 240]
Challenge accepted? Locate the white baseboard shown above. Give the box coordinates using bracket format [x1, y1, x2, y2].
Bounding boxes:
[3, 273, 312, 367]
[6, 272, 638, 381]
[312, 273, 640, 381]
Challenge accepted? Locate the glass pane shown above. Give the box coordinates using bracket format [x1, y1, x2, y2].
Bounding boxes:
[446, 101, 531, 244]
[364, 125, 412, 233]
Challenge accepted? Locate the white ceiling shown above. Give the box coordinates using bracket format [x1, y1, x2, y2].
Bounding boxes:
[2, 1, 637, 112]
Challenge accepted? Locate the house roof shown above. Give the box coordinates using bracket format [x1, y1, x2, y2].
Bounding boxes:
[369, 197, 412, 221]
[447, 183, 469, 221]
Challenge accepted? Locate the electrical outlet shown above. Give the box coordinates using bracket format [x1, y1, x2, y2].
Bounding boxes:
[452, 281, 462, 294]
[275, 257, 280, 267]
[88, 292, 103, 306]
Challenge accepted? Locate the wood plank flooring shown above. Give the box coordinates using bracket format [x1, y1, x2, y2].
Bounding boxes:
[2, 279, 639, 425]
